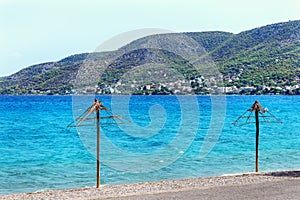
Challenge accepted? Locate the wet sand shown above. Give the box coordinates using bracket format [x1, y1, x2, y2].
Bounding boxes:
[1, 170, 300, 200]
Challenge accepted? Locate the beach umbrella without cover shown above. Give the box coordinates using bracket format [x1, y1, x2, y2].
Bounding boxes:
[233, 100, 282, 172]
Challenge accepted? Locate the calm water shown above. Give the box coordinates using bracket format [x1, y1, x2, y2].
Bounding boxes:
[0, 95, 299, 195]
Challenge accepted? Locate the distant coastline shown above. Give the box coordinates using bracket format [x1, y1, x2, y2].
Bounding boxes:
[0, 92, 300, 96]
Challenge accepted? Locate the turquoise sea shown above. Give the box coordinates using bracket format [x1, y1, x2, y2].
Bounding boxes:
[0, 95, 299, 195]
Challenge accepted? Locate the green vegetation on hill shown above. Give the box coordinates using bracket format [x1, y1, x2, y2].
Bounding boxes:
[0, 20, 300, 95]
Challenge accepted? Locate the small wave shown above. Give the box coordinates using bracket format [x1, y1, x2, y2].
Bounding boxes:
[221, 172, 255, 177]
[32, 188, 52, 193]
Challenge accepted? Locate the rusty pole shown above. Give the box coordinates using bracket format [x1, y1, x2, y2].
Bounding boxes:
[96, 109, 100, 188]
[255, 109, 259, 172]
[251, 100, 261, 172]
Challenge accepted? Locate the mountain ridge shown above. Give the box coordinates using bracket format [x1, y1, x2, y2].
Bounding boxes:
[1, 20, 300, 95]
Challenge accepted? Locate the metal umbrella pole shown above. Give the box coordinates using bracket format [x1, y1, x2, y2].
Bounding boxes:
[253, 101, 260, 172]
[96, 108, 100, 188]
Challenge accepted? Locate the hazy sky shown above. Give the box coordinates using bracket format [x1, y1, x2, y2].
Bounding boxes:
[0, 0, 299, 76]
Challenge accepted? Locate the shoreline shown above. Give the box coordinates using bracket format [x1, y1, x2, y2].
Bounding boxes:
[1, 93, 300, 96]
[1, 170, 300, 200]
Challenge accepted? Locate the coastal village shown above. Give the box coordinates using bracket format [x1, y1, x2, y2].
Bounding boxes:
[15, 66, 299, 96]
[6, 66, 300, 95]
[72, 73, 300, 95]
[72, 64, 300, 95]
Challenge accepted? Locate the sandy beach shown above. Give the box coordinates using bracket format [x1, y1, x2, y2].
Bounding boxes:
[1, 170, 300, 200]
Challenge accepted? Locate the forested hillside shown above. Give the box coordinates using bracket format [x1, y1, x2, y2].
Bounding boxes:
[1, 20, 299, 95]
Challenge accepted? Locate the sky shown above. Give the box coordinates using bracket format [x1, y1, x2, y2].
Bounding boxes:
[0, 0, 299, 77]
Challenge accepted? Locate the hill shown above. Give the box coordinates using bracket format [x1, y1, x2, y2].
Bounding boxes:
[1, 20, 300, 95]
